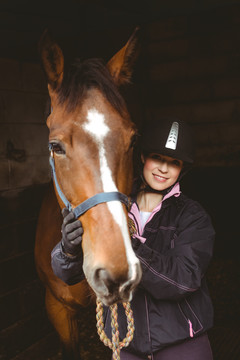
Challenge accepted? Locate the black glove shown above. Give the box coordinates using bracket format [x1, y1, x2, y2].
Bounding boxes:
[61, 208, 83, 256]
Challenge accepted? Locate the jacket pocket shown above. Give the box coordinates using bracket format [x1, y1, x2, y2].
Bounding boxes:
[178, 299, 203, 337]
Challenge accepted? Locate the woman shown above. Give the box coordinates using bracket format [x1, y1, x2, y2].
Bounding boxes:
[51, 117, 215, 360]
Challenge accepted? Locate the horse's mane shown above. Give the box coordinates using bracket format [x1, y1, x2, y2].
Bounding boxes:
[57, 58, 127, 115]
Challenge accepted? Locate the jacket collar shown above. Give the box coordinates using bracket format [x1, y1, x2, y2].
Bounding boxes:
[129, 182, 181, 238]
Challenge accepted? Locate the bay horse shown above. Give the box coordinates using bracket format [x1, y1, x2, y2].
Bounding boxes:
[34, 29, 142, 359]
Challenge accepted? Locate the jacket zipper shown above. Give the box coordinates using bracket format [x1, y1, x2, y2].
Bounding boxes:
[145, 295, 152, 350]
[178, 303, 195, 338]
[188, 319, 194, 338]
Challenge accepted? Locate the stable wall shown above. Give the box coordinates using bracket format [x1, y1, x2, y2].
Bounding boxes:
[0, 59, 49, 190]
[0, 60, 53, 358]
[142, 5, 240, 167]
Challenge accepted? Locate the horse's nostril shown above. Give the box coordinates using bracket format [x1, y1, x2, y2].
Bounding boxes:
[120, 282, 132, 296]
[95, 268, 123, 295]
[120, 262, 142, 295]
[95, 268, 107, 283]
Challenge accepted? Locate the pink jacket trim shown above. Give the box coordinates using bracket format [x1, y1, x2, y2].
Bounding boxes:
[129, 183, 181, 241]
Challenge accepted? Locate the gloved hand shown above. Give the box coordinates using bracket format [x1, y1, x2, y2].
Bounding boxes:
[61, 208, 83, 256]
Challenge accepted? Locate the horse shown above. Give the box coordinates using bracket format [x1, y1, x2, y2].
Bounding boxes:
[34, 28, 142, 359]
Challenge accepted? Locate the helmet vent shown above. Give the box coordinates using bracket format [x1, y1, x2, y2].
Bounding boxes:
[165, 121, 179, 150]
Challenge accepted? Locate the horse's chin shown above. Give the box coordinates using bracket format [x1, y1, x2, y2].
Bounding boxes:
[96, 291, 133, 307]
[84, 272, 134, 306]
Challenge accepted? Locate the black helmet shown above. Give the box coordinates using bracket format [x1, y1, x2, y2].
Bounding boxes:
[140, 116, 194, 164]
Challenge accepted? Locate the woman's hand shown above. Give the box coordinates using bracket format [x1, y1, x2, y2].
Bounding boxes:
[61, 208, 83, 256]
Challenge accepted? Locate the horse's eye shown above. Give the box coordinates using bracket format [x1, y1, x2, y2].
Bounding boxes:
[49, 142, 66, 155]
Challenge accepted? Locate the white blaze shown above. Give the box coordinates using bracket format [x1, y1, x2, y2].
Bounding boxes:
[83, 108, 137, 277]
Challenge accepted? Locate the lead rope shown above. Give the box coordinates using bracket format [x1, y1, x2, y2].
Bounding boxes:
[96, 216, 136, 359]
[96, 299, 135, 360]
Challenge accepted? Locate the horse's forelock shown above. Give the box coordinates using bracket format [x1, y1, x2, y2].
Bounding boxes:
[56, 58, 127, 115]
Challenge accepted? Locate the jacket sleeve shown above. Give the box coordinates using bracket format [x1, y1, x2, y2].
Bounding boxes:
[134, 202, 215, 301]
[51, 242, 85, 285]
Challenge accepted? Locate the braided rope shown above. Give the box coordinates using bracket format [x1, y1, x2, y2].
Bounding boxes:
[96, 299, 135, 360]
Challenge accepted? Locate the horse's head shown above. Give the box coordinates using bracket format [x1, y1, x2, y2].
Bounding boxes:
[39, 29, 142, 305]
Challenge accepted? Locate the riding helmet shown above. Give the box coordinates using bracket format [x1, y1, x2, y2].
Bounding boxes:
[140, 116, 195, 164]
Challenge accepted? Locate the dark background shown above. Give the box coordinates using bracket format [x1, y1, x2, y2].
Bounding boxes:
[0, 1, 240, 359]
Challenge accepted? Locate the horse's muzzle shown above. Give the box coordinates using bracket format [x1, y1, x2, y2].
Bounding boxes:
[87, 262, 142, 306]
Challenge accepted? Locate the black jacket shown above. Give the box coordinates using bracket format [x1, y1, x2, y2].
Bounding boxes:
[51, 185, 215, 356]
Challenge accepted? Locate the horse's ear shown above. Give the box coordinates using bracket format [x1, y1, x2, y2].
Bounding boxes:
[107, 27, 140, 86]
[39, 30, 64, 91]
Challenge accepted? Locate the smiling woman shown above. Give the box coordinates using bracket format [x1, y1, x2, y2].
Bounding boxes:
[141, 153, 183, 199]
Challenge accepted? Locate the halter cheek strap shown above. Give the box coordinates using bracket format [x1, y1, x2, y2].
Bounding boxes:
[49, 154, 71, 210]
[49, 152, 130, 217]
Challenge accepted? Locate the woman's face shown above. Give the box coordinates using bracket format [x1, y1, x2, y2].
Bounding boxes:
[142, 153, 183, 191]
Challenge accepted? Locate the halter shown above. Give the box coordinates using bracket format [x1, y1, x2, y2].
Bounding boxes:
[49, 151, 130, 218]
